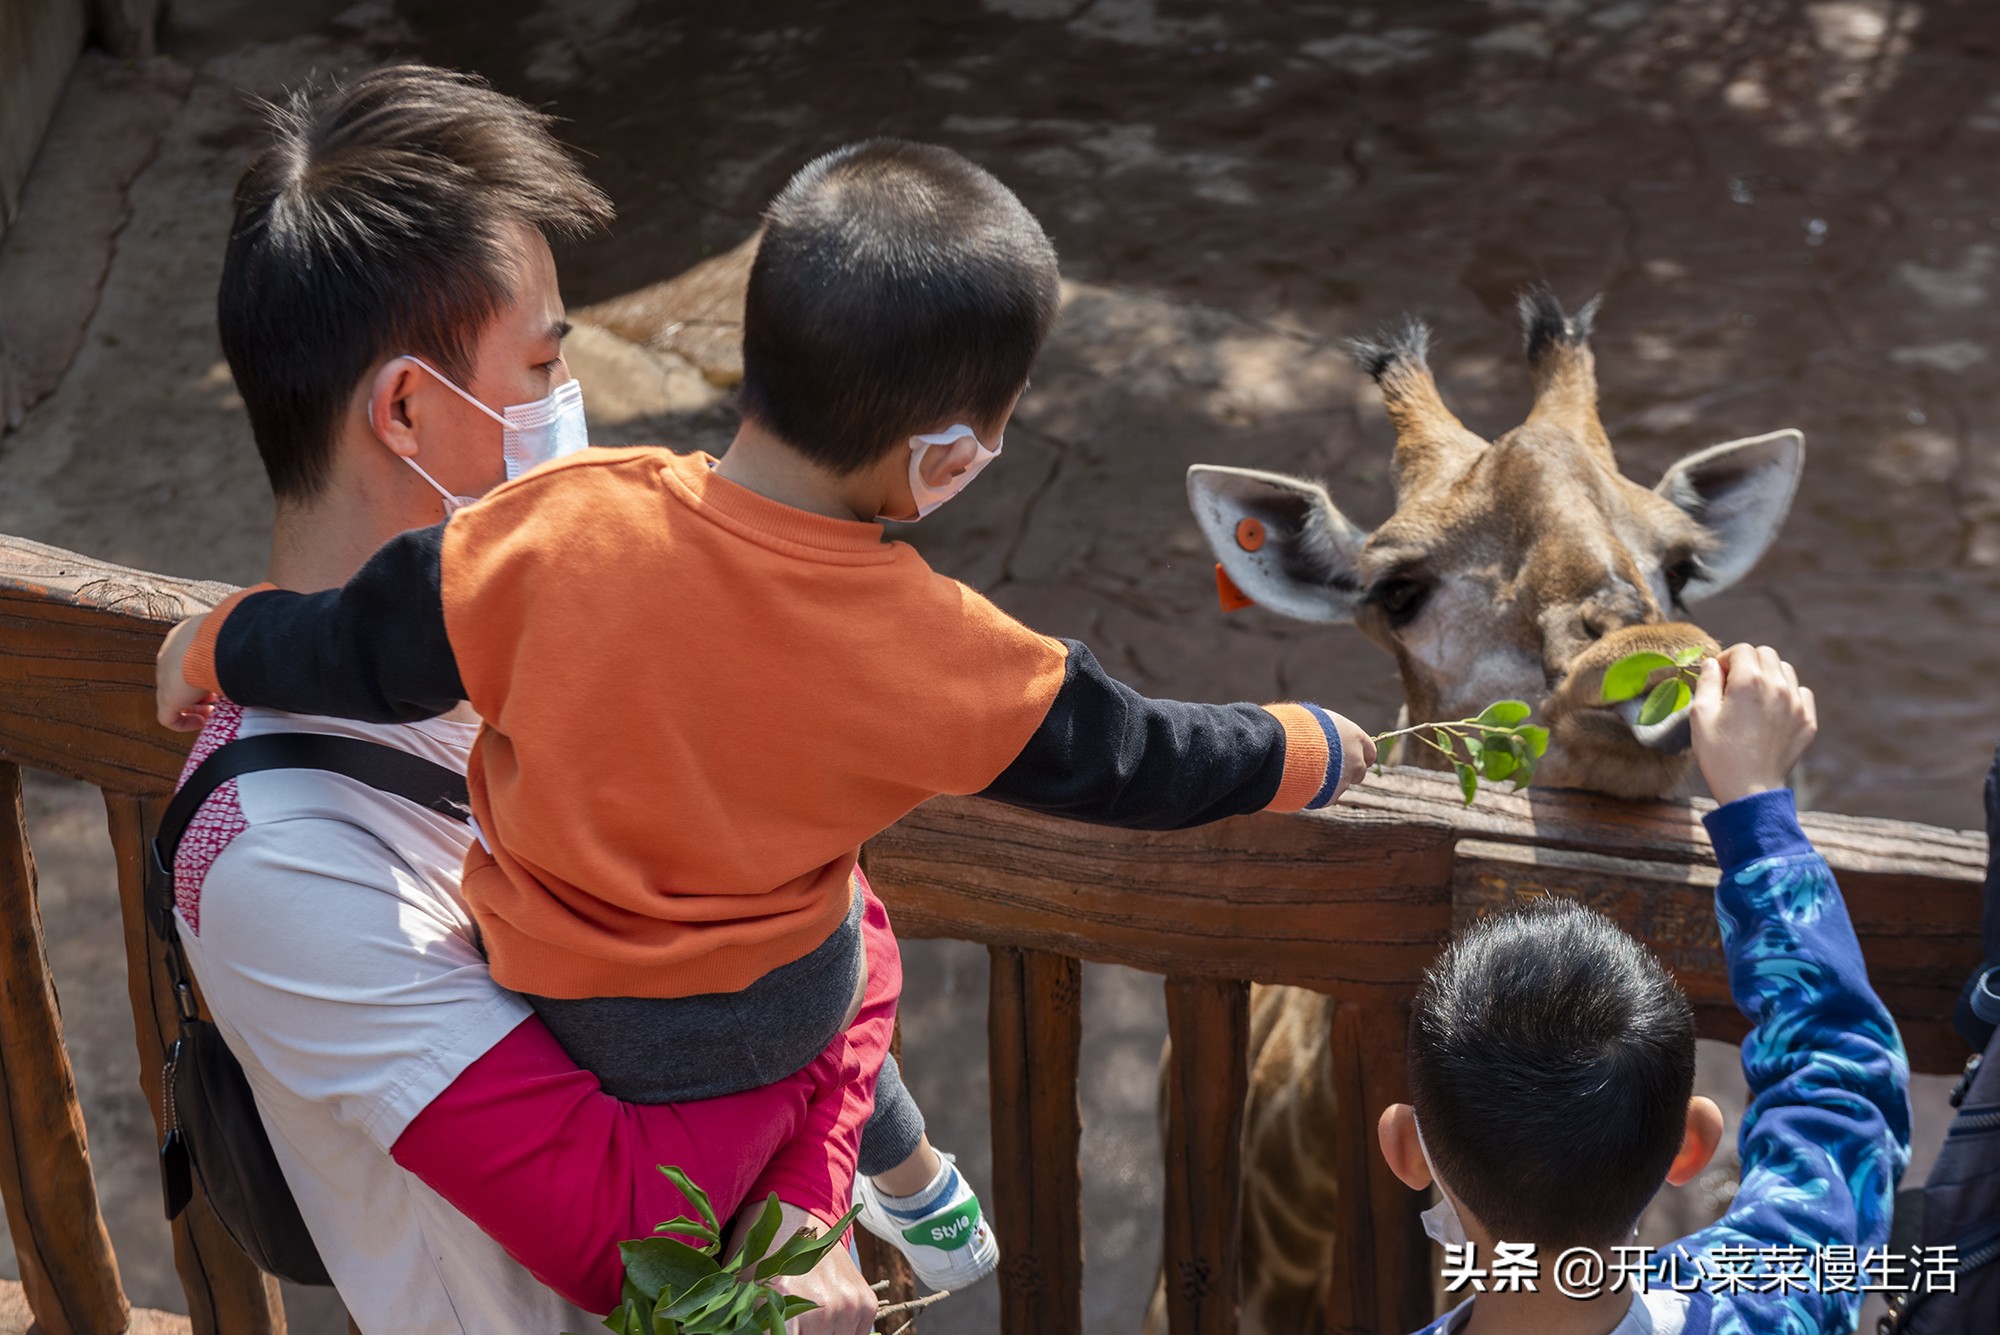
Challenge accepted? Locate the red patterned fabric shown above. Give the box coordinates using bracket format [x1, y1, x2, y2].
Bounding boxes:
[171, 701, 248, 935]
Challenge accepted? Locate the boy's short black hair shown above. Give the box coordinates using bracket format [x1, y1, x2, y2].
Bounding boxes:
[218, 65, 612, 500]
[1408, 899, 1697, 1249]
[738, 139, 1061, 475]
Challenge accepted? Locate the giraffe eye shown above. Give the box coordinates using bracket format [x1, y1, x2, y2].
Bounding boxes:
[1372, 576, 1430, 626]
[1665, 557, 1702, 604]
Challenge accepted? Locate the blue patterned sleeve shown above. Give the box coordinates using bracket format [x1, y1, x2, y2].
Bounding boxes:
[1667, 789, 1914, 1333]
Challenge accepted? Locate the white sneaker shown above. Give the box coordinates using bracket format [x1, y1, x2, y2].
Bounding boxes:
[853, 1152, 999, 1292]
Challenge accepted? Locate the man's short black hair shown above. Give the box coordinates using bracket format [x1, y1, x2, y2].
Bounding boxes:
[218, 65, 612, 500]
[1408, 899, 1697, 1249]
[738, 138, 1061, 475]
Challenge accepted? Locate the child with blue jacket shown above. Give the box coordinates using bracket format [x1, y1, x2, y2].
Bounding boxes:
[1382, 643, 1913, 1335]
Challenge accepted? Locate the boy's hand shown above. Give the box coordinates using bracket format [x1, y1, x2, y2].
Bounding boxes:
[1689, 643, 1817, 806]
[1330, 711, 1378, 801]
[737, 1201, 876, 1335]
[155, 614, 217, 732]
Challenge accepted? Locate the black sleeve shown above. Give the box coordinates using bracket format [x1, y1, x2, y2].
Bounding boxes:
[211, 523, 466, 723]
[978, 640, 1288, 830]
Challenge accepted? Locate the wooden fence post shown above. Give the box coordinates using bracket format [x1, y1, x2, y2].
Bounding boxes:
[106, 792, 286, 1334]
[986, 946, 1083, 1335]
[0, 761, 129, 1335]
[1160, 976, 1248, 1335]
[1323, 997, 1432, 1334]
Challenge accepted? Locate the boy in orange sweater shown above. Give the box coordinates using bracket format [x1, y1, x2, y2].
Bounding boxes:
[157, 139, 1375, 1287]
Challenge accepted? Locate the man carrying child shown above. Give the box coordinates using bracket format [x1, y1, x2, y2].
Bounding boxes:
[159, 63, 1381, 1333]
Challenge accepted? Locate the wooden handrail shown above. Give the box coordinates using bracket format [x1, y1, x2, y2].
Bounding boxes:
[0, 533, 1987, 1335]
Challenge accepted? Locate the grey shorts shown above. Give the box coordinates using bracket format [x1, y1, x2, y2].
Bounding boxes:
[526, 889, 865, 1103]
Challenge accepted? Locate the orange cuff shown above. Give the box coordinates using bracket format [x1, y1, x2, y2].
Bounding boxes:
[182, 583, 276, 694]
[1261, 703, 1334, 812]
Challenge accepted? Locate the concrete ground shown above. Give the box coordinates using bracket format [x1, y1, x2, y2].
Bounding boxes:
[1, 0, 1992, 1331]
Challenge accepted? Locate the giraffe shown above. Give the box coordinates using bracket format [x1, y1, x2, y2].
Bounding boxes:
[1145, 291, 1804, 1334]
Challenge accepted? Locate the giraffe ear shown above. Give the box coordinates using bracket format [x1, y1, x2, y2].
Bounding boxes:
[1654, 429, 1804, 601]
[1187, 465, 1370, 624]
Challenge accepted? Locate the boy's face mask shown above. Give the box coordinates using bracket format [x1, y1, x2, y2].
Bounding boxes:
[1413, 1116, 1470, 1248]
[395, 354, 590, 516]
[887, 423, 1002, 522]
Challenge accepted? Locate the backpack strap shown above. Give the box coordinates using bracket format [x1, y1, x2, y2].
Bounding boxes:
[149, 732, 471, 940]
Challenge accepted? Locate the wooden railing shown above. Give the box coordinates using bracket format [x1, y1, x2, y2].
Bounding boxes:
[0, 532, 1987, 1335]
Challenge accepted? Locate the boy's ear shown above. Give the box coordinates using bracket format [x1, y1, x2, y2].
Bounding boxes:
[1664, 1095, 1725, 1187]
[1187, 465, 1370, 623]
[1377, 1104, 1432, 1191]
[367, 358, 424, 459]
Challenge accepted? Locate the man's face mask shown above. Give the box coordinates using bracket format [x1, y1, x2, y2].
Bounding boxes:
[395, 354, 590, 516]
[886, 423, 1002, 522]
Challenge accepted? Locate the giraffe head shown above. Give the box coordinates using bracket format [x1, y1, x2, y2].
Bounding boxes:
[1190, 293, 1804, 799]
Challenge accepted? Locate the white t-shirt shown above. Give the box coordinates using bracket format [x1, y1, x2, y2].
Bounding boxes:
[171, 702, 595, 1335]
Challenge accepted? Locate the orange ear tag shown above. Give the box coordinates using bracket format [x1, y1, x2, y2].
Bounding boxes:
[1217, 563, 1255, 612]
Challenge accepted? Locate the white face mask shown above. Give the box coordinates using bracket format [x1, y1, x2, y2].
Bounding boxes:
[396, 354, 590, 516]
[1414, 1116, 1470, 1248]
[886, 423, 1002, 522]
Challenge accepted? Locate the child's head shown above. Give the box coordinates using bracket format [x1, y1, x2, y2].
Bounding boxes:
[219, 65, 611, 506]
[1380, 899, 1721, 1252]
[738, 139, 1060, 493]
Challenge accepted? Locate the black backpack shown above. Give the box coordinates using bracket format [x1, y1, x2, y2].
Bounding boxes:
[1879, 745, 2000, 1331]
[150, 733, 472, 1286]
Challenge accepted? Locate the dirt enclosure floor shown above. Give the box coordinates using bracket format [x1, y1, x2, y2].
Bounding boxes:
[2, 0, 1996, 1330]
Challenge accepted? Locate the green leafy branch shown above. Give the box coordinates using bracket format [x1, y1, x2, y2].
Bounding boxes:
[570, 1166, 862, 1335]
[1372, 700, 1550, 806]
[1599, 644, 1708, 724]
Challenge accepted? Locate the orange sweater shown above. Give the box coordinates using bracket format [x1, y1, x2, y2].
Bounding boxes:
[187, 448, 1341, 999]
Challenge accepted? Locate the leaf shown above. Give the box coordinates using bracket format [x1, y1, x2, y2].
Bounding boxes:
[652, 1220, 719, 1247]
[658, 1270, 737, 1321]
[1481, 749, 1517, 783]
[779, 1297, 817, 1319]
[1456, 762, 1478, 806]
[726, 1194, 784, 1272]
[1475, 700, 1532, 728]
[1669, 644, 1708, 668]
[752, 1206, 864, 1281]
[1432, 728, 1455, 759]
[1601, 652, 1674, 704]
[1517, 725, 1550, 759]
[657, 1166, 720, 1238]
[621, 1237, 721, 1304]
[1637, 676, 1693, 727]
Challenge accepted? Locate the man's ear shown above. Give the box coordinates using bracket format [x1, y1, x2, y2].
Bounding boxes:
[1186, 465, 1370, 623]
[1654, 429, 1804, 601]
[1664, 1095, 1725, 1187]
[367, 358, 424, 459]
[1378, 1104, 1432, 1191]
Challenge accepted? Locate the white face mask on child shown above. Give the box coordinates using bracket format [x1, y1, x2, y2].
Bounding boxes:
[1414, 1116, 1470, 1248]
[395, 354, 591, 516]
[885, 423, 1002, 522]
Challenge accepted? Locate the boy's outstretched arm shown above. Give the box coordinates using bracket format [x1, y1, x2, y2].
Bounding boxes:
[157, 523, 464, 728]
[1672, 645, 1912, 1324]
[978, 640, 1374, 830]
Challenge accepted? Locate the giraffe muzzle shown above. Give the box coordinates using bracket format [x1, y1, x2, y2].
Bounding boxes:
[1614, 696, 1693, 754]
